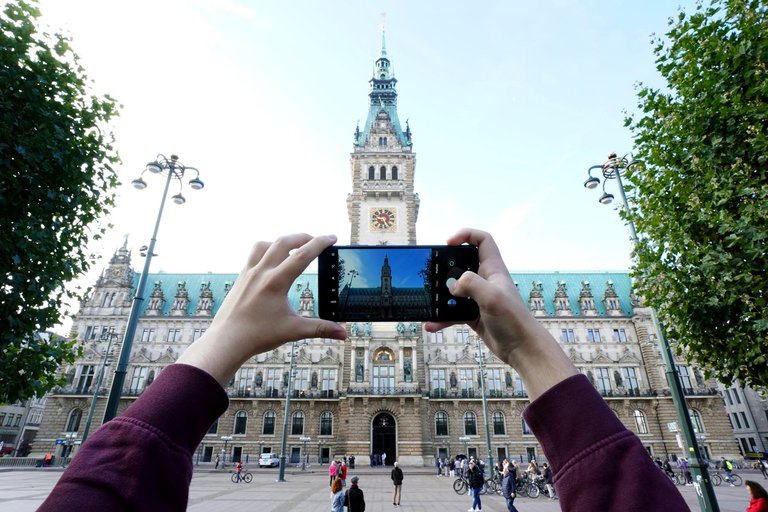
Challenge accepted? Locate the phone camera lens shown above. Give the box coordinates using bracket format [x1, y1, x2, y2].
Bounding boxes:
[448, 259, 456, 267]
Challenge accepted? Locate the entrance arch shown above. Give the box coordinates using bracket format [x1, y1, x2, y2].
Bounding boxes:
[371, 412, 397, 465]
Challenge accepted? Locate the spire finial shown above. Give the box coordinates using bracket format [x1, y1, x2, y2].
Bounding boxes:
[122, 233, 129, 249]
[380, 12, 387, 58]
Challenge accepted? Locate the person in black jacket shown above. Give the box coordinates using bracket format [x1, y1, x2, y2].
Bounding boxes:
[390, 461, 403, 506]
[542, 462, 557, 499]
[345, 476, 365, 512]
[501, 462, 519, 512]
[467, 459, 485, 512]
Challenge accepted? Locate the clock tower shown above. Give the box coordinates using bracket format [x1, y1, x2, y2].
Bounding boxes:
[347, 29, 419, 245]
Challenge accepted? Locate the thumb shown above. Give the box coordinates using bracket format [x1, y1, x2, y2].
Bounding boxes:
[296, 318, 348, 341]
[449, 270, 490, 304]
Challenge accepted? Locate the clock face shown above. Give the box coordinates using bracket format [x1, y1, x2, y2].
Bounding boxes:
[370, 207, 397, 232]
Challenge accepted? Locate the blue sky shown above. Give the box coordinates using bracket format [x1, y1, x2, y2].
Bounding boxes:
[35, 0, 695, 289]
[339, 248, 430, 289]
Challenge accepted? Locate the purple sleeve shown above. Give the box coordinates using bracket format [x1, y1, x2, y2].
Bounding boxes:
[523, 374, 690, 511]
[39, 364, 228, 512]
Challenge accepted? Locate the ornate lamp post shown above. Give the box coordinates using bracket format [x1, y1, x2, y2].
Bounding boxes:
[474, 335, 494, 479]
[103, 154, 203, 422]
[459, 436, 470, 458]
[300, 436, 311, 470]
[584, 152, 718, 511]
[61, 432, 77, 467]
[278, 340, 300, 482]
[81, 330, 120, 444]
[221, 435, 233, 467]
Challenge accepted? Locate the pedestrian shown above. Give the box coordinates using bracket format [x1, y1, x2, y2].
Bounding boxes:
[330, 477, 345, 512]
[390, 461, 403, 506]
[350, 455, 356, 469]
[329, 460, 338, 487]
[501, 462, 519, 512]
[340, 460, 348, 487]
[455, 458, 462, 477]
[435, 456, 441, 477]
[214, 454, 220, 470]
[761, 460, 768, 480]
[467, 459, 484, 512]
[745, 480, 768, 512]
[542, 462, 557, 499]
[527, 458, 539, 478]
[234, 461, 243, 483]
[345, 475, 366, 512]
[382, 452, 387, 466]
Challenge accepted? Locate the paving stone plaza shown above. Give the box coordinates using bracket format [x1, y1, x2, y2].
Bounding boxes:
[0, 467, 761, 511]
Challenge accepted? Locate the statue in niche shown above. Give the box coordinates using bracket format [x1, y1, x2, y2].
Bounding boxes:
[614, 370, 623, 388]
[409, 322, 418, 335]
[311, 371, 318, 388]
[396, 322, 405, 335]
[694, 369, 705, 388]
[450, 372, 457, 389]
[404, 359, 412, 381]
[356, 361, 364, 381]
[364, 322, 372, 336]
[505, 371, 513, 387]
[255, 372, 263, 387]
[283, 371, 289, 387]
[350, 323, 359, 336]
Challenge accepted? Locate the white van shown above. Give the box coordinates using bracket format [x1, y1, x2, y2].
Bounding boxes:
[259, 453, 280, 468]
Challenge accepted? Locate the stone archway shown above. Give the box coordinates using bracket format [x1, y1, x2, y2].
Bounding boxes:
[371, 412, 397, 465]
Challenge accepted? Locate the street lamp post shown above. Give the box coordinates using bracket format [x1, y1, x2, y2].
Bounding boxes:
[81, 330, 120, 444]
[474, 336, 495, 479]
[61, 432, 77, 467]
[221, 436, 233, 467]
[278, 340, 299, 482]
[103, 154, 203, 422]
[584, 152, 718, 512]
[300, 436, 311, 470]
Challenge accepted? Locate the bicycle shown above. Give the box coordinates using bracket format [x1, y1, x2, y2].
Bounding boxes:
[453, 475, 469, 495]
[231, 469, 253, 483]
[711, 469, 742, 486]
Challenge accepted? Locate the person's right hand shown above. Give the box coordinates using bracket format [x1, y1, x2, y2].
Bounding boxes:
[424, 228, 577, 400]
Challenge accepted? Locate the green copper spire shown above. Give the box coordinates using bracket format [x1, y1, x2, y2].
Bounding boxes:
[380, 22, 387, 59]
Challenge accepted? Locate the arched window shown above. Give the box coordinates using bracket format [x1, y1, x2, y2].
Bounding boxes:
[368, 166, 375, 180]
[493, 411, 506, 435]
[380, 166, 386, 180]
[320, 411, 333, 436]
[689, 409, 704, 433]
[392, 166, 398, 180]
[234, 410, 247, 434]
[522, 418, 533, 435]
[435, 411, 448, 436]
[291, 411, 305, 435]
[463, 411, 477, 435]
[633, 410, 649, 434]
[65, 408, 82, 433]
[262, 411, 276, 435]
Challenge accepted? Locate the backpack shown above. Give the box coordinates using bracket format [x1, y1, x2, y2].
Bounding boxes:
[725, 460, 733, 470]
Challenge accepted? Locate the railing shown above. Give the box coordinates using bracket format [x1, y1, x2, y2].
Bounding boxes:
[0, 457, 44, 468]
[227, 389, 339, 399]
[428, 389, 529, 399]
[346, 386, 422, 396]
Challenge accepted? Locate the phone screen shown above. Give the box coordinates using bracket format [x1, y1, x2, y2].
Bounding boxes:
[318, 245, 479, 322]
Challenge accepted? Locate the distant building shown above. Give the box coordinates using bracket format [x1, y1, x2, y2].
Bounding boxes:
[719, 381, 768, 456]
[36, 31, 737, 465]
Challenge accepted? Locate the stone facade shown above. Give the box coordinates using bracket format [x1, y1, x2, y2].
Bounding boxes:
[34, 34, 739, 467]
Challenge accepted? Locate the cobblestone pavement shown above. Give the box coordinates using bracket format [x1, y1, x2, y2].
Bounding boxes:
[0, 466, 763, 511]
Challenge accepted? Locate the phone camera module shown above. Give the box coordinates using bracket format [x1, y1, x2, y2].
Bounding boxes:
[448, 259, 456, 267]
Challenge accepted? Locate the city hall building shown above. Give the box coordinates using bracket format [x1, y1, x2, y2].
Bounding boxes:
[35, 36, 737, 466]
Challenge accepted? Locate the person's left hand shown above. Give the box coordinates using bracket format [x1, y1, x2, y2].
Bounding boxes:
[178, 233, 347, 385]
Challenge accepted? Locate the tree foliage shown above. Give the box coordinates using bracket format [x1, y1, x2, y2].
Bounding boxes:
[0, 0, 120, 402]
[625, 0, 768, 388]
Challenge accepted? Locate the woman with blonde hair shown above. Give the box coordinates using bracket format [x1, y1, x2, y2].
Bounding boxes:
[330, 477, 345, 512]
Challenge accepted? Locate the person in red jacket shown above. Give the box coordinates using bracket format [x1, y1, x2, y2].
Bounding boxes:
[746, 480, 768, 512]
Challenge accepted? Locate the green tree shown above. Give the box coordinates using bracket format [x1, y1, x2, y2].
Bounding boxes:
[0, 0, 120, 402]
[625, 0, 768, 388]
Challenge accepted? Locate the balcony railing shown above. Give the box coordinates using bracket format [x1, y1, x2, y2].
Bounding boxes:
[428, 389, 529, 399]
[346, 386, 422, 396]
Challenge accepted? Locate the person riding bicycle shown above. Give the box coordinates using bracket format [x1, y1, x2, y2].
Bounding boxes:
[234, 461, 243, 482]
[662, 459, 675, 479]
[721, 457, 735, 486]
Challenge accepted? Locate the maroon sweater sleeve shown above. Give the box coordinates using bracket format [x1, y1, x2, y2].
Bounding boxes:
[523, 374, 690, 512]
[39, 364, 228, 512]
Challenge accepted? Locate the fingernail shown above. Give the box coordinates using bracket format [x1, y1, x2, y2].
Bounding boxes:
[446, 277, 457, 295]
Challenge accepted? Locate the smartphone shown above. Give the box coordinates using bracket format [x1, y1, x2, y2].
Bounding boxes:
[318, 245, 480, 322]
